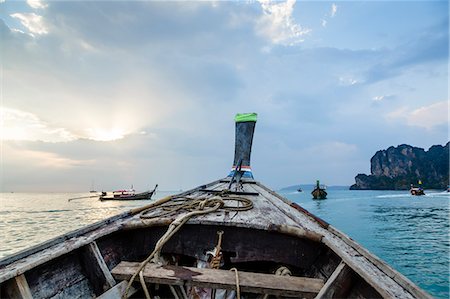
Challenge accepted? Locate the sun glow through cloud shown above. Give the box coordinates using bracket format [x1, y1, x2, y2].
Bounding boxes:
[0, 107, 133, 143]
[85, 128, 126, 142]
[0, 107, 76, 142]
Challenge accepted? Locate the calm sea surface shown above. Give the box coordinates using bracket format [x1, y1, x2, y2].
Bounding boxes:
[0, 188, 449, 298]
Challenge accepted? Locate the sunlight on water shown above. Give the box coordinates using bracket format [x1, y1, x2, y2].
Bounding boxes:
[0, 191, 175, 258]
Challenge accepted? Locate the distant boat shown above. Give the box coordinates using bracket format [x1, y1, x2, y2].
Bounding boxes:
[312, 180, 327, 199]
[410, 183, 425, 196]
[297, 187, 303, 192]
[99, 184, 158, 201]
[89, 180, 97, 193]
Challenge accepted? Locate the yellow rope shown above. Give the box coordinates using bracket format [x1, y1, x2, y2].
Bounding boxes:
[140, 195, 252, 219]
[122, 193, 253, 299]
[139, 269, 151, 299]
[230, 268, 240, 299]
[123, 197, 224, 298]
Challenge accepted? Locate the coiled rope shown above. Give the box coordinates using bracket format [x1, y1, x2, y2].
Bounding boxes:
[122, 192, 253, 299]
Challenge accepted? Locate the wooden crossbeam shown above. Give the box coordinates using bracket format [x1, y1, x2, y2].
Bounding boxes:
[112, 261, 324, 298]
[315, 261, 353, 299]
[80, 242, 116, 295]
[97, 281, 139, 299]
[1, 274, 33, 299]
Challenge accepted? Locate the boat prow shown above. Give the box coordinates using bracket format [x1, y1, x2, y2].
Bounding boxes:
[0, 114, 431, 299]
[312, 180, 327, 199]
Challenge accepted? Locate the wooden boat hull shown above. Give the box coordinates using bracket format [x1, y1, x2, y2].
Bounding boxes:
[99, 190, 155, 201]
[312, 188, 327, 199]
[410, 188, 425, 196]
[0, 178, 431, 299]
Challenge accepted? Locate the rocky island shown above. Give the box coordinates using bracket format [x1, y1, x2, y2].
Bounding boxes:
[350, 142, 449, 190]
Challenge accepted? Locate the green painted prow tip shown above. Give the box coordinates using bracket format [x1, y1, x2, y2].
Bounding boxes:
[235, 113, 257, 123]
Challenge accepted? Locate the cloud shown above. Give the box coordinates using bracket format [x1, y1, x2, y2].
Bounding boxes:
[364, 27, 448, 84]
[1, 1, 447, 191]
[10, 12, 48, 35]
[0, 107, 141, 142]
[85, 128, 126, 142]
[330, 3, 337, 17]
[303, 141, 358, 158]
[372, 95, 385, 102]
[321, 3, 337, 28]
[1, 107, 77, 142]
[27, 0, 48, 9]
[339, 76, 360, 86]
[372, 94, 395, 102]
[256, 0, 311, 45]
[386, 101, 448, 129]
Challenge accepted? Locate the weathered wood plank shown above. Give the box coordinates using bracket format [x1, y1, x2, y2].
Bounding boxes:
[14, 275, 33, 299]
[25, 253, 91, 299]
[327, 226, 433, 299]
[97, 280, 138, 299]
[2, 274, 33, 299]
[111, 261, 324, 298]
[80, 242, 116, 295]
[316, 261, 353, 299]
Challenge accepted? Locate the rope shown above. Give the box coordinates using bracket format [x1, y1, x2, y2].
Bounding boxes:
[122, 192, 253, 299]
[262, 266, 291, 299]
[230, 268, 240, 299]
[140, 194, 252, 220]
[139, 270, 151, 299]
[275, 266, 292, 276]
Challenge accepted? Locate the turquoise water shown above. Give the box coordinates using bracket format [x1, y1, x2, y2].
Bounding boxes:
[0, 188, 449, 298]
[280, 187, 450, 299]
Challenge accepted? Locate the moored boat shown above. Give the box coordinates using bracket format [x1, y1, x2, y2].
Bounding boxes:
[0, 113, 431, 299]
[100, 185, 158, 201]
[410, 182, 425, 196]
[311, 180, 327, 199]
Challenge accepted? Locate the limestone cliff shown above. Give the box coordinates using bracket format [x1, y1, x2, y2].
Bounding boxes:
[350, 142, 449, 190]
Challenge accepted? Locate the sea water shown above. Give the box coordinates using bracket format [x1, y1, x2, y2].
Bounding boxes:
[0, 188, 448, 298]
[280, 187, 449, 299]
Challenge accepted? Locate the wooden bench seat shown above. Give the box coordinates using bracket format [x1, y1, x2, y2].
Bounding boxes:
[111, 261, 324, 298]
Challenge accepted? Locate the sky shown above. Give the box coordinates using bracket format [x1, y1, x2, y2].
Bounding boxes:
[0, 0, 448, 192]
